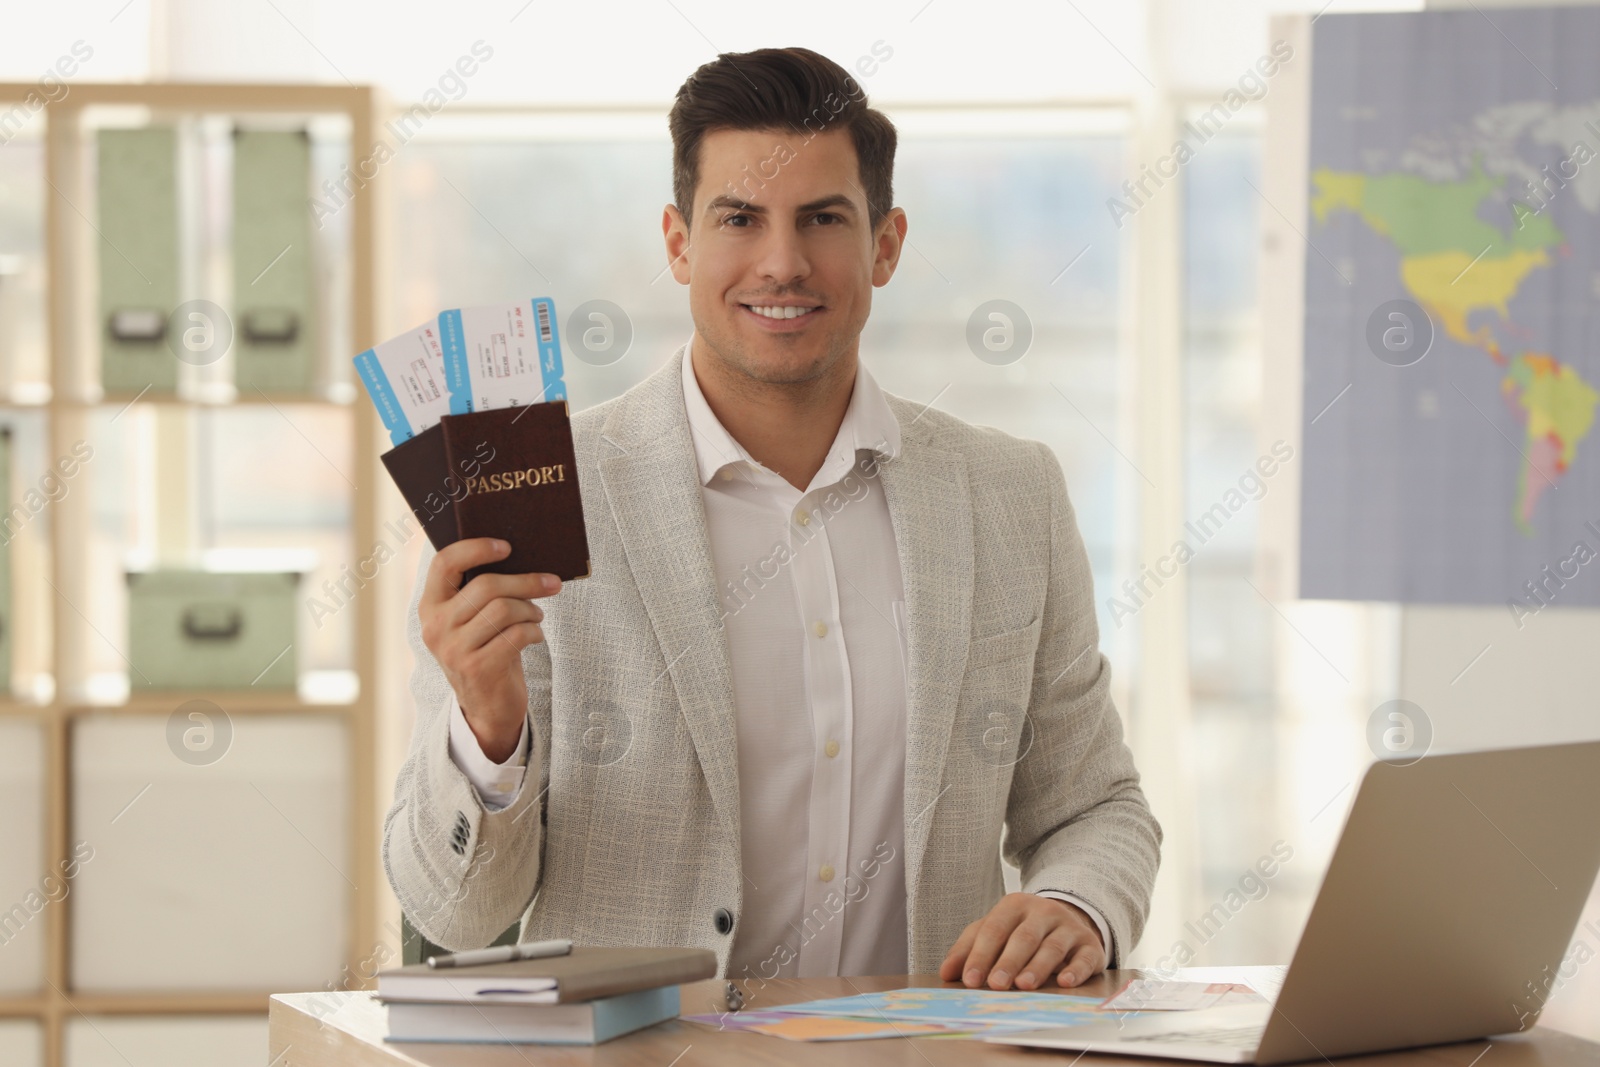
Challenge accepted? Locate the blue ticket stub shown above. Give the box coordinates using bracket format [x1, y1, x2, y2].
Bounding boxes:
[352, 319, 451, 446]
[439, 297, 565, 414]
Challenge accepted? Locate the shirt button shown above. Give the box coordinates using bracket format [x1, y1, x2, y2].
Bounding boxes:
[819, 864, 835, 882]
[796, 509, 811, 526]
[495, 779, 515, 791]
[813, 621, 827, 638]
[719, 467, 734, 481]
[825, 739, 840, 758]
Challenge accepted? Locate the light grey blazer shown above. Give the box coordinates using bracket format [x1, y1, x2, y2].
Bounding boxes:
[383, 347, 1162, 975]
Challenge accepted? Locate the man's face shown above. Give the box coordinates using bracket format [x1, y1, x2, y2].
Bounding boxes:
[662, 127, 906, 385]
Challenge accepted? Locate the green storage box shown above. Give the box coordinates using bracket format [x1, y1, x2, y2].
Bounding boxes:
[127, 569, 299, 690]
[233, 129, 317, 394]
[98, 127, 180, 395]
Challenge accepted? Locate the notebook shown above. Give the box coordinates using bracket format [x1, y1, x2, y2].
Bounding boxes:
[376, 945, 717, 1005]
[385, 984, 679, 1045]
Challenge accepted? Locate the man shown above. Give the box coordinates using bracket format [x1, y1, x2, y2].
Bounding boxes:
[384, 46, 1160, 992]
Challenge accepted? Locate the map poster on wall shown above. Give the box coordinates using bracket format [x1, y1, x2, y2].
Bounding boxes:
[1300, 8, 1600, 619]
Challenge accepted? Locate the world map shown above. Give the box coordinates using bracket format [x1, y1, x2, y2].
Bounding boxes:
[777, 987, 1111, 1027]
[1299, 8, 1600, 610]
[1312, 162, 1597, 530]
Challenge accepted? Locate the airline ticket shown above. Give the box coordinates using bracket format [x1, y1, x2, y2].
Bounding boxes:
[440, 297, 566, 414]
[352, 319, 451, 446]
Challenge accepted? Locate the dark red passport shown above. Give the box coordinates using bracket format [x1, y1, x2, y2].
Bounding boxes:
[379, 402, 591, 586]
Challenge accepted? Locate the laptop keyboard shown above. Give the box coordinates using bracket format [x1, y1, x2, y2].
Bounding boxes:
[1122, 1025, 1264, 1050]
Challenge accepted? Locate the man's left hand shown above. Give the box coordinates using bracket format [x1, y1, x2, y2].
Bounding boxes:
[938, 893, 1106, 991]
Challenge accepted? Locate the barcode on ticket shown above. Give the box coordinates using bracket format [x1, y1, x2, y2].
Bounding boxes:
[536, 300, 553, 345]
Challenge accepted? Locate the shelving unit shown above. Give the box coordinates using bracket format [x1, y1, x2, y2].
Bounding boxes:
[0, 82, 389, 1067]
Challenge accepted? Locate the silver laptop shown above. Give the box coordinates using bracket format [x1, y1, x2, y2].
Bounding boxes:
[990, 740, 1600, 1064]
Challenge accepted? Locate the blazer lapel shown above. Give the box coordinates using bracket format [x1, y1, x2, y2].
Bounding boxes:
[594, 353, 743, 853]
[878, 395, 974, 910]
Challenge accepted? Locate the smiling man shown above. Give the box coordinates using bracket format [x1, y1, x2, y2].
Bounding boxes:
[384, 46, 1161, 993]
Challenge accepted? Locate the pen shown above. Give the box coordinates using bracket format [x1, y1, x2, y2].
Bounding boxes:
[426, 937, 574, 969]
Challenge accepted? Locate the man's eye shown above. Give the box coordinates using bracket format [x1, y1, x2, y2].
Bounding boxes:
[812, 213, 841, 225]
[722, 213, 753, 227]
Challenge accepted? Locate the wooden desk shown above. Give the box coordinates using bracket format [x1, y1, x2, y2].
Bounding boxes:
[269, 969, 1600, 1066]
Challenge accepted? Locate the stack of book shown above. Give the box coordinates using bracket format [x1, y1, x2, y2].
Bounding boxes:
[376, 945, 718, 1045]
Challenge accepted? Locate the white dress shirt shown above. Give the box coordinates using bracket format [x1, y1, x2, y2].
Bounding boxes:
[446, 341, 1112, 974]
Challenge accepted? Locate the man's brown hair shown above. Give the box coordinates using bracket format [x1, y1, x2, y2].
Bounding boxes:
[668, 47, 897, 230]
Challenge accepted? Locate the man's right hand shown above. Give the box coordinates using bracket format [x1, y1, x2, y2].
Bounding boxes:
[419, 538, 563, 764]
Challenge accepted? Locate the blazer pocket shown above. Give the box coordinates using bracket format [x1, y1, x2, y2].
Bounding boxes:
[965, 613, 1043, 670]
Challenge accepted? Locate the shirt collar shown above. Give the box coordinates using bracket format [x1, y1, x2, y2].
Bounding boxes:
[679, 337, 902, 490]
